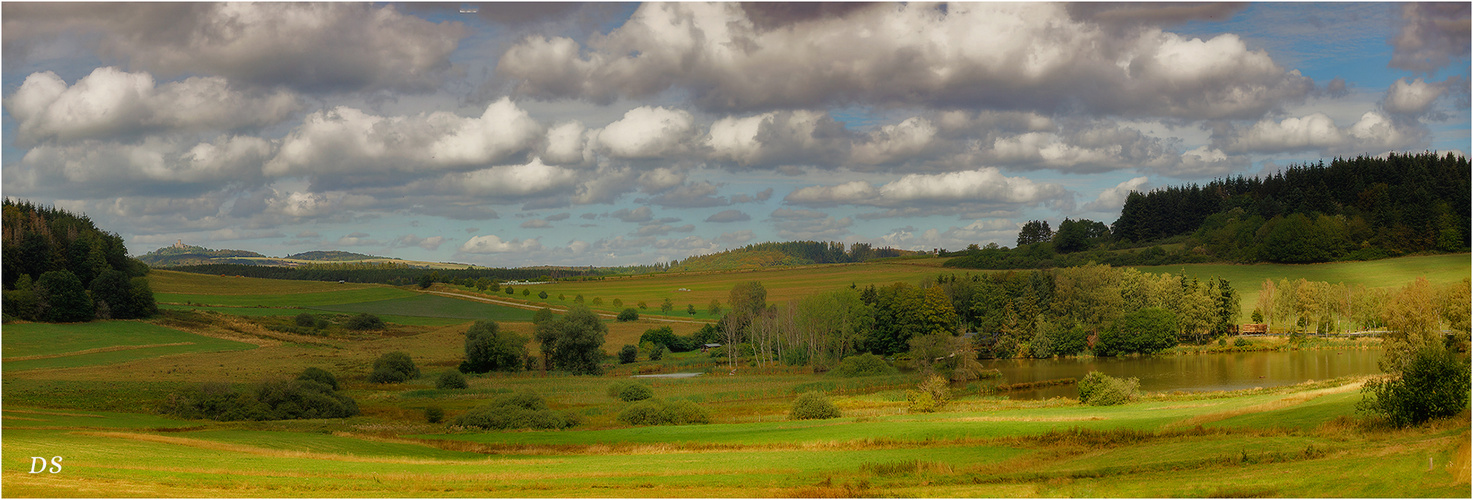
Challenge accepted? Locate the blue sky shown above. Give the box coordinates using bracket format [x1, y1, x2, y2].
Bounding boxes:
[2, 2, 1468, 267]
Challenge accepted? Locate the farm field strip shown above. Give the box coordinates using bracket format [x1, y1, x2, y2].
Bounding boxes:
[2, 381, 1466, 498]
[1, 321, 258, 373]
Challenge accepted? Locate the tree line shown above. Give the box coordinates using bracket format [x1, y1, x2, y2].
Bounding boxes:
[1116, 152, 1469, 262]
[2, 199, 157, 322]
[1252, 276, 1471, 339]
[663, 265, 1241, 379]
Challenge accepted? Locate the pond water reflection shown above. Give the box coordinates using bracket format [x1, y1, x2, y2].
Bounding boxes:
[981, 348, 1384, 400]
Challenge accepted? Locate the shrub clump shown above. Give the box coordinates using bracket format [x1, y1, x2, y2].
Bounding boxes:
[906, 374, 951, 413]
[789, 392, 842, 420]
[452, 392, 580, 430]
[345, 313, 386, 331]
[617, 308, 640, 322]
[162, 369, 359, 421]
[618, 344, 638, 364]
[606, 380, 654, 402]
[368, 351, 419, 383]
[424, 406, 445, 424]
[833, 353, 898, 377]
[617, 399, 711, 426]
[436, 370, 469, 390]
[1359, 346, 1471, 427]
[296, 367, 339, 390]
[1078, 371, 1141, 406]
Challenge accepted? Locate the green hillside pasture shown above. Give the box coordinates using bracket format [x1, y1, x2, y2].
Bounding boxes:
[310, 294, 539, 323]
[2, 322, 256, 372]
[3, 407, 197, 429]
[444, 259, 954, 319]
[155, 287, 415, 308]
[1134, 253, 1471, 323]
[157, 304, 302, 317]
[2, 379, 193, 412]
[148, 269, 384, 295]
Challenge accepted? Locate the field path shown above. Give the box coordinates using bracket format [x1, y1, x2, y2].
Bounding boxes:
[1164, 381, 1364, 429]
[424, 291, 712, 325]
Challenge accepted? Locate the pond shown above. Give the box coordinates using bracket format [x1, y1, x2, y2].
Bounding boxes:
[981, 348, 1385, 400]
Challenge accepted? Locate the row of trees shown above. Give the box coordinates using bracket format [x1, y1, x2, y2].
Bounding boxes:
[703, 265, 1240, 373]
[1253, 277, 1471, 337]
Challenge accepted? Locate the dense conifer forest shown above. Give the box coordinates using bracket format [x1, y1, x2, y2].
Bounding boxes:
[2, 199, 157, 321]
[949, 152, 1470, 269]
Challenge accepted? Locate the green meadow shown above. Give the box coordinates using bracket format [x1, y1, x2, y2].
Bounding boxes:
[2, 255, 1468, 497]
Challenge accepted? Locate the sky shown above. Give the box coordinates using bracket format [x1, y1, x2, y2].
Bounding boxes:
[2, 2, 1469, 268]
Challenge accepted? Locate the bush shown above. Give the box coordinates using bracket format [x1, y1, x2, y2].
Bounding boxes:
[607, 380, 654, 402]
[294, 313, 318, 328]
[425, 406, 444, 424]
[649, 345, 665, 361]
[1359, 346, 1471, 427]
[1078, 371, 1140, 406]
[617, 398, 711, 426]
[618, 344, 638, 364]
[345, 313, 386, 331]
[833, 353, 898, 377]
[162, 379, 359, 421]
[617, 308, 639, 322]
[452, 392, 579, 430]
[789, 392, 841, 420]
[1233, 337, 1251, 347]
[368, 351, 419, 383]
[906, 374, 951, 413]
[296, 367, 339, 390]
[436, 370, 468, 390]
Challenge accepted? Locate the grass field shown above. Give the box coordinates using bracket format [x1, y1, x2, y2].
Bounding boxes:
[2, 259, 1465, 497]
[2, 321, 256, 372]
[311, 294, 541, 322]
[2, 378, 1467, 497]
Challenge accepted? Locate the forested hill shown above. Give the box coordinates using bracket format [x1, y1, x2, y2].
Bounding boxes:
[139, 244, 265, 266]
[285, 250, 384, 261]
[672, 241, 916, 272]
[1113, 152, 1469, 263]
[2, 199, 157, 321]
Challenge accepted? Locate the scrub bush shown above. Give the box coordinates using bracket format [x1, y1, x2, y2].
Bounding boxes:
[618, 344, 638, 364]
[834, 353, 898, 377]
[436, 370, 468, 390]
[789, 392, 841, 420]
[296, 367, 339, 390]
[1078, 371, 1140, 406]
[606, 380, 654, 402]
[617, 399, 711, 425]
[1359, 346, 1471, 427]
[368, 351, 419, 383]
[452, 392, 579, 430]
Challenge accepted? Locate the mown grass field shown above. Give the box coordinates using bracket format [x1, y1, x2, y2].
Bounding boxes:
[3, 258, 1467, 497]
[3, 378, 1467, 497]
[2, 321, 256, 372]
